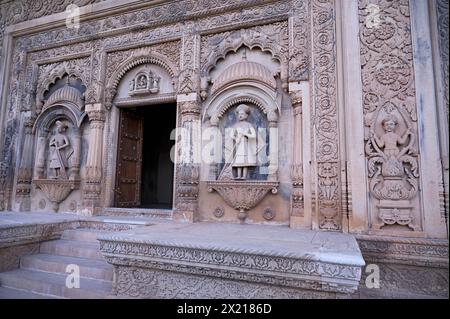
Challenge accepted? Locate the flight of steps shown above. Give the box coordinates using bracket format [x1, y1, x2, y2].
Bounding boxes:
[0, 228, 114, 299]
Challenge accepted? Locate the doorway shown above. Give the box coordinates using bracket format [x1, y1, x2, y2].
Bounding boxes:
[114, 103, 176, 209]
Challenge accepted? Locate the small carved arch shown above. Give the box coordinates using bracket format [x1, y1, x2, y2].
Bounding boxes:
[205, 84, 280, 126]
[36, 68, 86, 114]
[202, 42, 285, 78]
[33, 103, 86, 134]
[105, 52, 178, 109]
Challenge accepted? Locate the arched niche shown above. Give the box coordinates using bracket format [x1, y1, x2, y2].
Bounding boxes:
[105, 52, 178, 109]
[203, 54, 281, 182]
[36, 71, 86, 115]
[31, 83, 86, 212]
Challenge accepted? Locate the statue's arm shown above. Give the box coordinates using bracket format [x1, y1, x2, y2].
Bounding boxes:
[58, 136, 70, 150]
[244, 126, 256, 138]
[398, 129, 411, 145]
[370, 131, 384, 148]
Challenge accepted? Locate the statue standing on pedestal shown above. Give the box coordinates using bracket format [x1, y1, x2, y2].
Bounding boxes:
[228, 104, 257, 180]
[49, 121, 72, 179]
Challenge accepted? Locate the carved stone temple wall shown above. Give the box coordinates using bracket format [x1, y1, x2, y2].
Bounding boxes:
[0, 0, 448, 298]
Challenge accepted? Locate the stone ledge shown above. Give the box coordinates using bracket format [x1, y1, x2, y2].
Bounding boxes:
[356, 234, 449, 268]
[98, 222, 365, 298]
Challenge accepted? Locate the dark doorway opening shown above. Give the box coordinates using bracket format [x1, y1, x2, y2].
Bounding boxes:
[114, 103, 176, 209]
[139, 104, 176, 208]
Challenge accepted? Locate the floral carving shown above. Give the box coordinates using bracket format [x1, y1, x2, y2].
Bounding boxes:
[359, 0, 421, 231]
[312, 0, 341, 230]
[289, 0, 310, 81]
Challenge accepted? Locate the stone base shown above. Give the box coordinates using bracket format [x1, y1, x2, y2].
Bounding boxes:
[356, 235, 449, 298]
[98, 222, 365, 299]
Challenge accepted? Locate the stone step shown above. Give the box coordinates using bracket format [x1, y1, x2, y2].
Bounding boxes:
[101, 207, 173, 219]
[20, 254, 113, 281]
[61, 229, 108, 243]
[0, 269, 112, 299]
[0, 286, 59, 299]
[40, 240, 103, 260]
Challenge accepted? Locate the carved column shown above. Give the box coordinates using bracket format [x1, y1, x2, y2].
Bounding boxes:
[68, 127, 81, 181]
[289, 89, 304, 225]
[312, 0, 342, 230]
[82, 103, 105, 214]
[33, 128, 49, 180]
[174, 95, 201, 222]
[15, 117, 35, 211]
[173, 31, 201, 222]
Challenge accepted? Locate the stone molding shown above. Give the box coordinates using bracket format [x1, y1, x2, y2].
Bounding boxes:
[98, 235, 363, 296]
[356, 235, 449, 268]
[113, 265, 342, 299]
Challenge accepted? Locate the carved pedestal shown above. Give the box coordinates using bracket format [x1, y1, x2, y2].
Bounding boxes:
[207, 180, 278, 222]
[33, 179, 80, 212]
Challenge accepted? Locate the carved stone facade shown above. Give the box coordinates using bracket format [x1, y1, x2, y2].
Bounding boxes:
[0, 0, 448, 299]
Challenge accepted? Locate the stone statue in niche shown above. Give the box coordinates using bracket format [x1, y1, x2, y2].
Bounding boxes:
[207, 103, 278, 223]
[48, 121, 73, 179]
[220, 104, 257, 180]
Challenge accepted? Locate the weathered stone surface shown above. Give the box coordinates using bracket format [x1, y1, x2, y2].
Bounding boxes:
[0, 0, 448, 299]
[98, 222, 365, 298]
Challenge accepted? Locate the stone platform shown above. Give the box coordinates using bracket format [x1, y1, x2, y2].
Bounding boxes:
[98, 222, 365, 299]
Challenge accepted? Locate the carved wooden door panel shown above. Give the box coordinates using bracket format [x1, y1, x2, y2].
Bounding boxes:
[115, 109, 143, 207]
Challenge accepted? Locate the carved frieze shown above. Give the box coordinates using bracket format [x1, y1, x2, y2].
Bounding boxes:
[312, 0, 341, 230]
[289, 0, 310, 81]
[436, 0, 449, 121]
[359, 0, 421, 231]
[200, 21, 289, 98]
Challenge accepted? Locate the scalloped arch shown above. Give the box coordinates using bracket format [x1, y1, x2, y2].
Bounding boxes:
[107, 53, 178, 92]
[202, 42, 284, 77]
[33, 103, 87, 134]
[36, 66, 86, 111]
[219, 96, 267, 118]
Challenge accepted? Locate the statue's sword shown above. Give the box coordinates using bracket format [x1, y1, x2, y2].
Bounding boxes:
[55, 147, 68, 179]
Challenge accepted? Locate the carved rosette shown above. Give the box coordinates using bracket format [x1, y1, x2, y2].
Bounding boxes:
[359, 0, 421, 231]
[289, 0, 310, 81]
[207, 181, 278, 222]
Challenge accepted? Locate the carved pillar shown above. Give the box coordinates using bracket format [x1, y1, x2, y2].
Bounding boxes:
[69, 127, 81, 181]
[173, 31, 201, 222]
[312, 0, 342, 230]
[289, 89, 304, 225]
[267, 111, 279, 182]
[82, 103, 105, 214]
[174, 94, 201, 222]
[15, 117, 35, 211]
[33, 128, 49, 180]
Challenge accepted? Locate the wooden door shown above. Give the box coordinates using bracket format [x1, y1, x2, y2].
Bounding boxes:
[114, 109, 143, 207]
